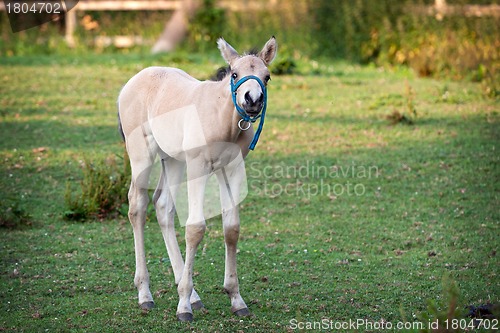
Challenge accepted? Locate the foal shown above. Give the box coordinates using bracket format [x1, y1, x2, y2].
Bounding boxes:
[118, 37, 277, 321]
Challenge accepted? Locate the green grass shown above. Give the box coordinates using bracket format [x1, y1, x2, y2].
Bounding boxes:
[1, 53, 498, 332]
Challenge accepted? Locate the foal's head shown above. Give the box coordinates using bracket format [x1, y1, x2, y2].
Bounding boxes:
[217, 37, 278, 117]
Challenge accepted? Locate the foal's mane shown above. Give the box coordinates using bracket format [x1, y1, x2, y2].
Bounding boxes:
[210, 48, 259, 82]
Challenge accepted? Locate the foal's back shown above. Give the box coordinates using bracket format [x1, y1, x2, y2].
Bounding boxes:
[121, 66, 198, 100]
[118, 67, 200, 132]
[118, 66, 238, 160]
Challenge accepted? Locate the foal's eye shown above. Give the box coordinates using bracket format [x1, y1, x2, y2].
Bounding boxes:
[264, 75, 271, 84]
[231, 72, 238, 79]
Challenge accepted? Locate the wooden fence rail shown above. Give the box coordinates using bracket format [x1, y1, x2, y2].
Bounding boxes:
[0, 0, 279, 11]
[0, 0, 280, 47]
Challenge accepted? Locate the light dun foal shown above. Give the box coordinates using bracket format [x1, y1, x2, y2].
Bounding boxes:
[118, 37, 277, 322]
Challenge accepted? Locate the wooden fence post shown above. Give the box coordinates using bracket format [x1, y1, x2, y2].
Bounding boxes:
[64, 1, 77, 47]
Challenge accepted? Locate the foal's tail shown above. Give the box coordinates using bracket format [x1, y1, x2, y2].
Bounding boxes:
[117, 109, 125, 142]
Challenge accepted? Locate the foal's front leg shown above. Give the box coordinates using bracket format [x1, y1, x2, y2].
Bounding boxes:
[176, 160, 209, 322]
[217, 161, 250, 316]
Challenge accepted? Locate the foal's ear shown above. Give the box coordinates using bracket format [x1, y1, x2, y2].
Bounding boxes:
[258, 36, 278, 66]
[217, 38, 239, 65]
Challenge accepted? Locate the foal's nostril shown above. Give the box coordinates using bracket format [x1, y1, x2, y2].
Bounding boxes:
[244, 91, 263, 107]
[244, 91, 253, 105]
[257, 93, 264, 104]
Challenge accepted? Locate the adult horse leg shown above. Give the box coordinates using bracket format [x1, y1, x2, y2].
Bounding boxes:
[176, 156, 209, 322]
[216, 159, 250, 316]
[153, 157, 203, 310]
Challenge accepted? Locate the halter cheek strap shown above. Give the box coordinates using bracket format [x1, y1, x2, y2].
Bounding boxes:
[230, 75, 267, 150]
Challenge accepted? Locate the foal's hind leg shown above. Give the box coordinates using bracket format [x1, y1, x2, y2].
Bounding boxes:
[124, 127, 159, 310]
[153, 158, 203, 310]
[128, 163, 154, 310]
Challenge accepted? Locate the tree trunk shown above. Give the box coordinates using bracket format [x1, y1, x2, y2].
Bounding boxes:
[151, 0, 199, 54]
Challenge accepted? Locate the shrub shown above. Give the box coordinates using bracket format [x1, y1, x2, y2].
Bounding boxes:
[188, 0, 227, 52]
[271, 57, 297, 75]
[310, 1, 499, 98]
[64, 151, 130, 221]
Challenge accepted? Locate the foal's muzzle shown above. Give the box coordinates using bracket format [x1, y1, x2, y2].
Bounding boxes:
[243, 91, 264, 116]
[231, 75, 267, 123]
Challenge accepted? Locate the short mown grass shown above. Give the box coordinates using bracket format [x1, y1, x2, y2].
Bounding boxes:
[1, 53, 498, 332]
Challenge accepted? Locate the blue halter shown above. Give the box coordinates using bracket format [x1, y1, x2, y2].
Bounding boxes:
[230, 75, 267, 150]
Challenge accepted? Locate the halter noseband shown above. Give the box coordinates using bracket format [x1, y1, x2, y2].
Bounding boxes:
[230, 75, 267, 150]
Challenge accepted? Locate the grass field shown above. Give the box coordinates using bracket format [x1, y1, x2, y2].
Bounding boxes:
[1, 52, 499, 332]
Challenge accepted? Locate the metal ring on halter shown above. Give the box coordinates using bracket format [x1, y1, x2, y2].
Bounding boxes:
[238, 118, 251, 131]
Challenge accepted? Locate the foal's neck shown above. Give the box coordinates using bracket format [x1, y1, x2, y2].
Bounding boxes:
[211, 76, 242, 143]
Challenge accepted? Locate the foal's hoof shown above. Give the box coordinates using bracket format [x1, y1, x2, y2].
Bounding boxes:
[139, 301, 155, 310]
[191, 300, 204, 310]
[233, 307, 251, 317]
[177, 312, 194, 322]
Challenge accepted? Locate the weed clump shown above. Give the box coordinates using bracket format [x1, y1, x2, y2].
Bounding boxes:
[64, 152, 130, 221]
[0, 197, 32, 228]
[417, 276, 462, 332]
[413, 276, 498, 332]
[387, 81, 417, 125]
